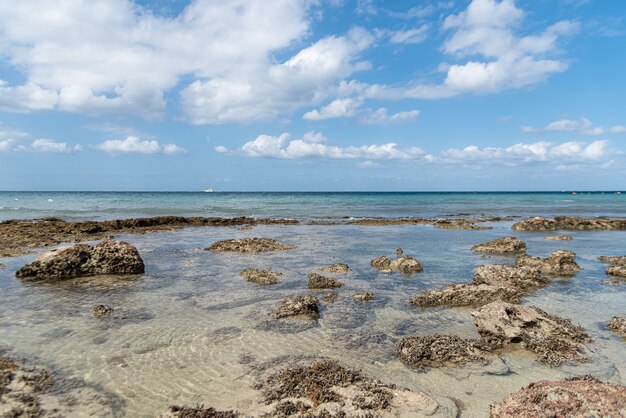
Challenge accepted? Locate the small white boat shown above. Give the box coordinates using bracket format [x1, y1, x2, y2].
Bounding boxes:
[203, 188, 214, 193]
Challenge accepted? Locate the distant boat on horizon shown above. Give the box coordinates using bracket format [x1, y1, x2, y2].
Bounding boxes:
[202, 188, 214, 193]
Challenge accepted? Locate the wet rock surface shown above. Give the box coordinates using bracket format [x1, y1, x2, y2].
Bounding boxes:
[353, 292, 374, 301]
[206, 238, 296, 253]
[515, 250, 581, 276]
[490, 376, 626, 418]
[471, 236, 527, 255]
[15, 240, 145, 280]
[240, 268, 281, 285]
[397, 335, 491, 368]
[608, 316, 626, 338]
[544, 235, 572, 241]
[606, 263, 626, 278]
[371, 249, 423, 274]
[159, 405, 240, 418]
[0, 263, 5, 270]
[272, 296, 320, 320]
[307, 273, 343, 289]
[321, 291, 339, 303]
[472, 301, 591, 366]
[0, 216, 298, 257]
[318, 263, 350, 274]
[433, 220, 491, 230]
[473, 264, 546, 290]
[91, 304, 114, 317]
[253, 357, 447, 417]
[598, 255, 626, 264]
[411, 283, 523, 308]
[512, 216, 626, 231]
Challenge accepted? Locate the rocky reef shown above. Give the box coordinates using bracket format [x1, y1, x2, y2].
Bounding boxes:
[15, 240, 144, 280]
[159, 405, 240, 418]
[272, 296, 320, 320]
[473, 264, 546, 290]
[206, 238, 296, 253]
[371, 248, 423, 274]
[240, 268, 281, 285]
[307, 273, 344, 289]
[397, 335, 491, 368]
[471, 236, 527, 255]
[490, 376, 626, 418]
[608, 316, 626, 338]
[411, 283, 524, 308]
[318, 263, 350, 274]
[512, 216, 626, 231]
[599, 255, 626, 278]
[515, 250, 581, 276]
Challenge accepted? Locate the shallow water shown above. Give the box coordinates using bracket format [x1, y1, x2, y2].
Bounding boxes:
[1, 222, 625, 417]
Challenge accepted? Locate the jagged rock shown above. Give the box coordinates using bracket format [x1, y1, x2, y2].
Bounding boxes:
[471, 236, 526, 255]
[607, 263, 626, 278]
[307, 273, 343, 289]
[397, 335, 491, 368]
[411, 283, 523, 308]
[353, 292, 374, 301]
[490, 376, 626, 418]
[15, 240, 144, 280]
[159, 405, 240, 417]
[254, 358, 446, 417]
[240, 268, 281, 285]
[544, 235, 572, 241]
[471, 301, 591, 366]
[319, 263, 350, 274]
[515, 250, 581, 276]
[272, 296, 320, 320]
[473, 265, 547, 290]
[371, 250, 423, 274]
[512, 216, 626, 231]
[322, 291, 339, 303]
[608, 316, 626, 338]
[206, 238, 296, 253]
[598, 255, 626, 264]
[92, 305, 114, 317]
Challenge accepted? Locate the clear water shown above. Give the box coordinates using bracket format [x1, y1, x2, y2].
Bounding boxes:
[0, 195, 625, 417]
[1, 191, 625, 221]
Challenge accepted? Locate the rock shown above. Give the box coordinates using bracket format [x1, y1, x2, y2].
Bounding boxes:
[0, 263, 5, 270]
[606, 263, 626, 278]
[471, 236, 527, 255]
[206, 238, 296, 253]
[307, 273, 343, 289]
[353, 292, 374, 301]
[544, 235, 572, 241]
[371, 251, 423, 274]
[396, 248, 404, 256]
[254, 358, 446, 417]
[598, 255, 626, 264]
[319, 263, 350, 274]
[608, 316, 626, 338]
[512, 216, 626, 231]
[159, 405, 240, 417]
[397, 335, 491, 368]
[322, 291, 339, 303]
[272, 296, 320, 320]
[433, 220, 491, 230]
[490, 376, 626, 418]
[240, 268, 281, 285]
[411, 283, 523, 308]
[1, 351, 53, 417]
[473, 264, 547, 290]
[15, 240, 144, 280]
[92, 305, 114, 317]
[515, 250, 581, 276]
[471, 301, 591, 366]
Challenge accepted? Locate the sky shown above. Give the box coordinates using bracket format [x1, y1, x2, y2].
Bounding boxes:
[0, 0, 625, 191]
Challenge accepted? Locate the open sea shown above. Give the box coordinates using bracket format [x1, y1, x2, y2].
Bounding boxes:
[1, 191, 625, 417]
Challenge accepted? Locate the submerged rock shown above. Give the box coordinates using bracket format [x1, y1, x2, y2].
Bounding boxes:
[319, 263, 350, 274]
[15, 240, 144, 280]
[598, 255, 626, 264]
[512, 216, 626, 231]
[433, 220, 491, 230]
[490, 376, 626, 418]
[254, 358, 447, 417]
[608, 316, 626, 338]
[371, 249, 423, 274]
[240, 268, 281, 285]
[471, 236, 526, 255]
[0, 263, 5, 270]
[307, 273, 343, 289]
[473, 264, 546, 290]
[206, 238, 296, 253]
[515, 250, 581, 276]
[472, 301, 591, 366]
[92, 304, 114, 317]
[272, 296, 320, 320]
[160, 405, 240, 418]
[397, 335, 491, 368]
[321, 291, 339, 303]
[353, 292, 374, 301]
[411, 283, 523, 308]
[544, 235, 572, 241]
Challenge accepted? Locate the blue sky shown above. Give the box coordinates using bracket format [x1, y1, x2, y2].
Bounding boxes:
[0, 0, 625, 191]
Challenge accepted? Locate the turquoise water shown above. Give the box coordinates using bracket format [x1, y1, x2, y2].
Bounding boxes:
[1, 191, 625, 221]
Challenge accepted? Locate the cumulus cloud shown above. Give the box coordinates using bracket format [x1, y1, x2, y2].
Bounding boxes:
[96, 136, 186, 155]
[303, 98, 419, 124]
[522, 117, 626, 136]
[0, 126, 79, 153]
[216, 132, 425, 160]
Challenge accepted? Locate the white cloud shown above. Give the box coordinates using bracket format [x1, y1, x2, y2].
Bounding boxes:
[303, 98, 419, 124]
[96, 136, 186, 155]
[360, 108, 420, 124]
[522, 117, 626, 136]
[303, 98, 363, 121]
[0, 126, 78, 153]
[0, 139, 13, 151]
[29, 139, 74, 153]
[356, 160, 382, 168]
[217, 132, 425, 160]
[388, 26, 429, 44]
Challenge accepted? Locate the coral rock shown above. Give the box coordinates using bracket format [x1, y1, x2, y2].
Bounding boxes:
[240, 268, 281, 285]
[411, 283, 523, 308]
[319, 263, 350, 274]
[307, 273, 343, 289]
[272, 296, 320, 320]
[471, 236, 527, 255]
[206, 237, 296, 253]
[515, 250, 581, 276]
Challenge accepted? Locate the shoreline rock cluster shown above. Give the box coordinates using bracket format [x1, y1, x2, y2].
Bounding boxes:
[598, 255, 626, 278]
[512, 216, 626, 231]
[371, 248, 423, 274]
[206, 238, 296, 253]
[471, 236, 526, 254]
